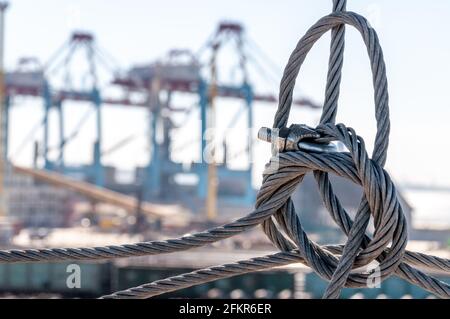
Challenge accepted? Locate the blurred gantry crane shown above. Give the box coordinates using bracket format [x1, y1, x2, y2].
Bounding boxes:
[5, 32, 147, 187]
[113, 21, 320, 214]
[4, 22, 320, 218]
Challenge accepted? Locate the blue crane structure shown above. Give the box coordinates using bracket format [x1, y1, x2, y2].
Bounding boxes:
[4, 22, 320, 210]
[5, 33, 147, 188]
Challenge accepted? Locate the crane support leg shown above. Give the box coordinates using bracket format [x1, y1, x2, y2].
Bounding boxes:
[57, 100, 65, 172]
[43, 82, 51, 170]
[244, 83, 254, 204]
[92, 87, 103, 187]
[2, 94, 8, 161]
[198, 80, 208, 199]
[145, 107, 160, 199]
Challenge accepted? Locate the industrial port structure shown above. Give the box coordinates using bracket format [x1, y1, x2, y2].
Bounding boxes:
[3, 20, 320, 221]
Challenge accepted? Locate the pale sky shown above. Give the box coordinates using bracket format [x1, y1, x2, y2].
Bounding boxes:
[5, 0, 450, 187]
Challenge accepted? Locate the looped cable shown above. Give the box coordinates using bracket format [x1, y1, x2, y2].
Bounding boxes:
[273, 11, 389, 165]
[269, 6, 393, 298]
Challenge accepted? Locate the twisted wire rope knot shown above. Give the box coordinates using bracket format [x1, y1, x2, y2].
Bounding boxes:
[260, 123, 407, 298]
[264, 4, 399, 298]
[101, 6, 450, 299]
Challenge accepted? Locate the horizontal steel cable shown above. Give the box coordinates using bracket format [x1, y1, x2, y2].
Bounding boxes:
[100, 247, 450, 299]
[106, 140, 449, 299]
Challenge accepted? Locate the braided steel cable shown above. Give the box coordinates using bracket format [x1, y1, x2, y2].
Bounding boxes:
[317, 0, 350, 298]
[101, 247, 450, 299]
[99, 8, 450, 299]
[2, 2, 450, 299]
[321, 0, 346, 125]
[101, 134, 450, 299]
[100, 251, 306, 299]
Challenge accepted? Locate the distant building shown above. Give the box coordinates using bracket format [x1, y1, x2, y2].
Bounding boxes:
[5, 168, 72, 227]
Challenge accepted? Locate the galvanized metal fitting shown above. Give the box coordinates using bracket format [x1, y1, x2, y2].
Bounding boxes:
[258, 124, 339, 153]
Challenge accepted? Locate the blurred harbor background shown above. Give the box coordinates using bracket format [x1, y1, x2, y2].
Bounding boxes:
[0, 0, 447, 299]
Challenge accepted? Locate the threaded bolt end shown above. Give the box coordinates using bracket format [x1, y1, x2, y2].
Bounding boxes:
[258, 127, 272, 143]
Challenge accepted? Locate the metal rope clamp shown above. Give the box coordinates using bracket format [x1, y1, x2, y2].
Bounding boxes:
[257, 124, 340, 153]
